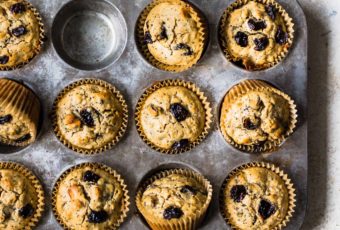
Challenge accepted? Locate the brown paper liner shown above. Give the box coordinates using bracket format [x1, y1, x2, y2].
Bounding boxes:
[0, 161, 45, 229]
[218, 0, 294, 71]
[219, 162, 296, 230]
[219, 79, 297, 153]
[0, 0, 46, 71]
[136, 168, 213, 230]
[135, 79, 212, 154]
[135, 0, 209, 72]
[0, 78, 41, 147]
[52, 78, 128, 155]
[51, 162, 130, 230]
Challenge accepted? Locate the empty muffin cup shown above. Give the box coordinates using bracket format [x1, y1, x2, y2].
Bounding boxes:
[52, 0, 127, 71]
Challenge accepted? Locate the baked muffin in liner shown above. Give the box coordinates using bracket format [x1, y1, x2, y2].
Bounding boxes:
[136, 168, 213, 230]
[135, 79, 212, 154]
[218, 0, 294, 71]
[52, 79, 128, 155]
[135, 0, 209, 72]
[219, 79, 297, 153]
[219, 162, 296, 230]
[0, 161, 45, 229]
[0, 0, 46, 71]
[51, 162, 130, 230]
[0, 78, 41, 147]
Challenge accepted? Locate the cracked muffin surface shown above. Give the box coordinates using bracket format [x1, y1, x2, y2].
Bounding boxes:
[0, 168, 39, 230]
[0, 0, 41, 68]
[221, 90, 290, 146]
[140, 86, 205, 150]
[221, 1, 291, 70]
[143, 1, 203, 66]
[55, 166, 124, 230]
[56, 84, 124, 150]
[141, 174, 207, 220]
[223, 167, 289, 230]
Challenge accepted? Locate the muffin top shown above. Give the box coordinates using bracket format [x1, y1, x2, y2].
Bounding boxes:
[141, 173, 207, 220]
[143, 1, 203, 66]
[0, 168, 39, 229]
[55, 165, 124, 230]
[140, 86, 205, 150]
[56, 83, 124, 150]
[223, 167, 289, 230]
[0, 0, 42, 68]
[222, 1, 291, 70]
[221, 90, 290, 146]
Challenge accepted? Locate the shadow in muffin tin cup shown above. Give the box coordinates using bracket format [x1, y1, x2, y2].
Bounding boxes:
[52, 0, 127, 71]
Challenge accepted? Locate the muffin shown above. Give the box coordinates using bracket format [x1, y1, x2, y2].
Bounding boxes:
[219, 79, 297, 153]
[0, 78, 41, 147]
[136, 80, 212, 154]
[0, 0, 44, 70]
[53, 79, 128, 154]
[52, 163, 129, 230]
[136, 168, 212, 230]
[219, 0, 294, 70]
[220, 162, 296, 230]
[0, 162, 44, 230]
[137, 0, 208, 72]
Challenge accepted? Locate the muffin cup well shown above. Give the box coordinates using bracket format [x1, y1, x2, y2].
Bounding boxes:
[135, 0, 209, 72]
[219, 162, 296, 230]
[219, 79, 297, 153]
[135, 79, 212, 154]
[218, 0, 294, 71]
[51, 162, 130, 230]
[52, 78, 128, 155]
[0, 0, 45, 71]
[0, 78, 41, 147]
[136, 168, 213, 230]
[0, 161, 45, 229]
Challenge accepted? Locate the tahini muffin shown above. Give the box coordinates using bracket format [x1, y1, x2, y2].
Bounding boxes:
[221, 164, 295, 229]
[139, 85, 205, 151]
[54, 80, 127, 153]
[0, 78, 41, 147]
[53, 163, 129, 230]
[219, 0, 294, 70]
[0, 0, 44, 69]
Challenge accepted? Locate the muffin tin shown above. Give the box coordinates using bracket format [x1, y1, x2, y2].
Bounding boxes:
[0, 0, 307, 229]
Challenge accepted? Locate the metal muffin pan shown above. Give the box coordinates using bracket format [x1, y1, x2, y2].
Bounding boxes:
[0, 0, 307, 229]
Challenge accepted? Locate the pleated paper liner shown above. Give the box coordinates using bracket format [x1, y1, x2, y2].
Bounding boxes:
[135, 79, 212, 154]
[136, 168, 213, 230]
[0, 78, 41, 147]
[218, 0, 294, 71]
[52, 78, 128, 155]
[0, 161, 45, 229]
[51, 162, 130, 230]
[219, 162, 296, 230]
[0, 0, 46, 71]
[219, 79, 297, 153]
[135, 0, 209, 72]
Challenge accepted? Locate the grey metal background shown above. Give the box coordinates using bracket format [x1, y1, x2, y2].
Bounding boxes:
[0, 0, 307, 229]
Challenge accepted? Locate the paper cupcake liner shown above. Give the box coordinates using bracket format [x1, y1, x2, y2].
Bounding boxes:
[51, 162, 130, 230]
[0, 78, 41, 147]
[136, 168, 213, 230]
[0, 0, 46, 71]
[219, 162, 296, 230]
[0, 161, 45, 229]
[52, 78, 128, 155]
[219, 79, 298, 153]
[135, 79, 212, 154]
[218, 0, 294, 71]
[135, 0, 209, 72]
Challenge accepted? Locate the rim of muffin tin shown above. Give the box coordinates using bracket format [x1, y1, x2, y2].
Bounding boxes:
[0, 77, 44, 154]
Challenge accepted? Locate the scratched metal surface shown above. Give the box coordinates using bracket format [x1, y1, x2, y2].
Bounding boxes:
[0, 0, 307, 229]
